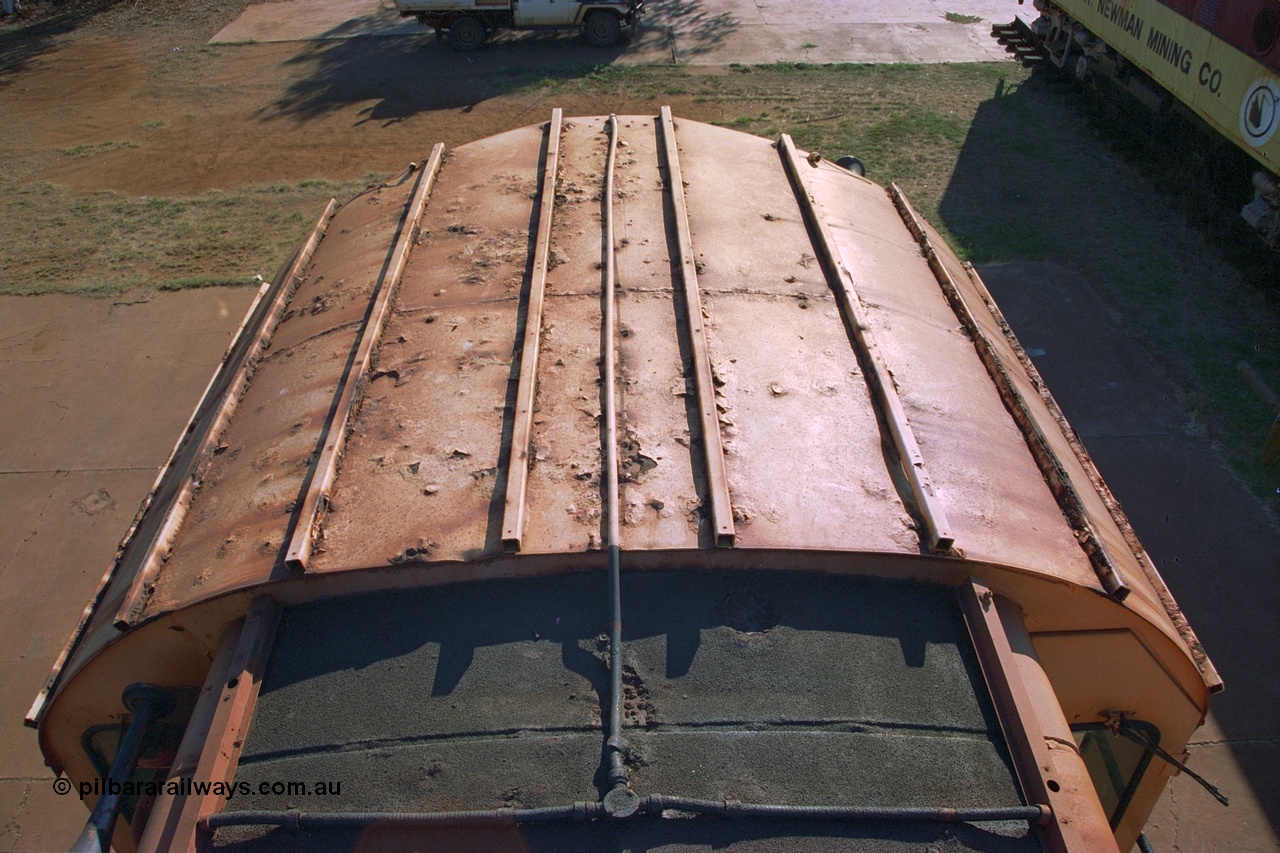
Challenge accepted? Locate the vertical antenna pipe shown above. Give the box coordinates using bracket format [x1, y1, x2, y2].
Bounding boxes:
[601, 114, 629, 796]
[602, 114, 622, 559]
[598, 114, 640, 820]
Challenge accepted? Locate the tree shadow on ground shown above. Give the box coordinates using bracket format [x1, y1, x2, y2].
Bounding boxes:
[649, 0, 738, 61]
[259, 28, 634, 124]
[258, 0, 736, 125]
[0, 0, 127, 81]
[939, 70, 1280, 846]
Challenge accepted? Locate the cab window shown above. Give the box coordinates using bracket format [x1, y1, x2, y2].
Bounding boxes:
[1072, 721, 1160, 829]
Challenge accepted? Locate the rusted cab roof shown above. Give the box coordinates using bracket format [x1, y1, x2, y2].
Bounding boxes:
[33, 111, 1226, 853]
[38, 110, 1215, 736]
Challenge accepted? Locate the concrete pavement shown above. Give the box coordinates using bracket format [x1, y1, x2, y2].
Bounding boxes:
[211, 0, 1026, 64]
[980, 261, 1280, 853]
[0, 290, 257, 852]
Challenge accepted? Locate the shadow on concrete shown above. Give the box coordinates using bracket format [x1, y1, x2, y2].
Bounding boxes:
[653, 0, 738, 61]
[0, 0, 126, 81]
[978, 259, 1280, 849]
[258, 0, 736, 125]
[259, 21, 633, 124]
[938, 71, 1280, 845]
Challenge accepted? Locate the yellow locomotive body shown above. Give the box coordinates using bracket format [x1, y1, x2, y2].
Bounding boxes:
[1026, 0, 1280, 242]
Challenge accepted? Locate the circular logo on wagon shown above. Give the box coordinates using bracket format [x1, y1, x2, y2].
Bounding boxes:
[1240, 78, 1280, 147]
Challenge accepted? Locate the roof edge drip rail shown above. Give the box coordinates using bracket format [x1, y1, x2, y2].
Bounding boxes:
[656, 106, 736, 549]
[957, 255, 1218, 686]
[889, 185, 1132, 601]
[286, 147, 446, 572]
[111, 199, 339, 625]
[776, 133, 955, 555]
[501, 109, 564, 553]
[27, 198, 338, 726]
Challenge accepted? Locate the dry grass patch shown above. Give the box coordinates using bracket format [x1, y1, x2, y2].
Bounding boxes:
[0, 177, 374, 295]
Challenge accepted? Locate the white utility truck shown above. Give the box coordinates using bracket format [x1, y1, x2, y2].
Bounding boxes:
[394, 0, 643, 50]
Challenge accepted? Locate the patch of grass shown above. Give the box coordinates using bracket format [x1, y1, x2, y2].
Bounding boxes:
[489, 62, 686, 98]
[146, 40, 228, 82]
[158, 276, 260, 291]
[945, 12, 983, 24]
[58, 141, 140, 158]
[0, 177, 370, 297]
[863, 107, 967, 145]
[715, 112, 770, 130]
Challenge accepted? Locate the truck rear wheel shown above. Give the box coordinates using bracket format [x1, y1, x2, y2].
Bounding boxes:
[584, 11, 621, 47]
[448, 15, 485, 51]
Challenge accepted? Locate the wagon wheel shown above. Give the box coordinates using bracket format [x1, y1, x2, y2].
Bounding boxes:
[584, 11, 621, 47]
[448, 15, 486, 51]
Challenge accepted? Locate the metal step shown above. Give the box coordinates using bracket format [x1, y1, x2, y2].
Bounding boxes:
[991, 18, 1046, 68]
